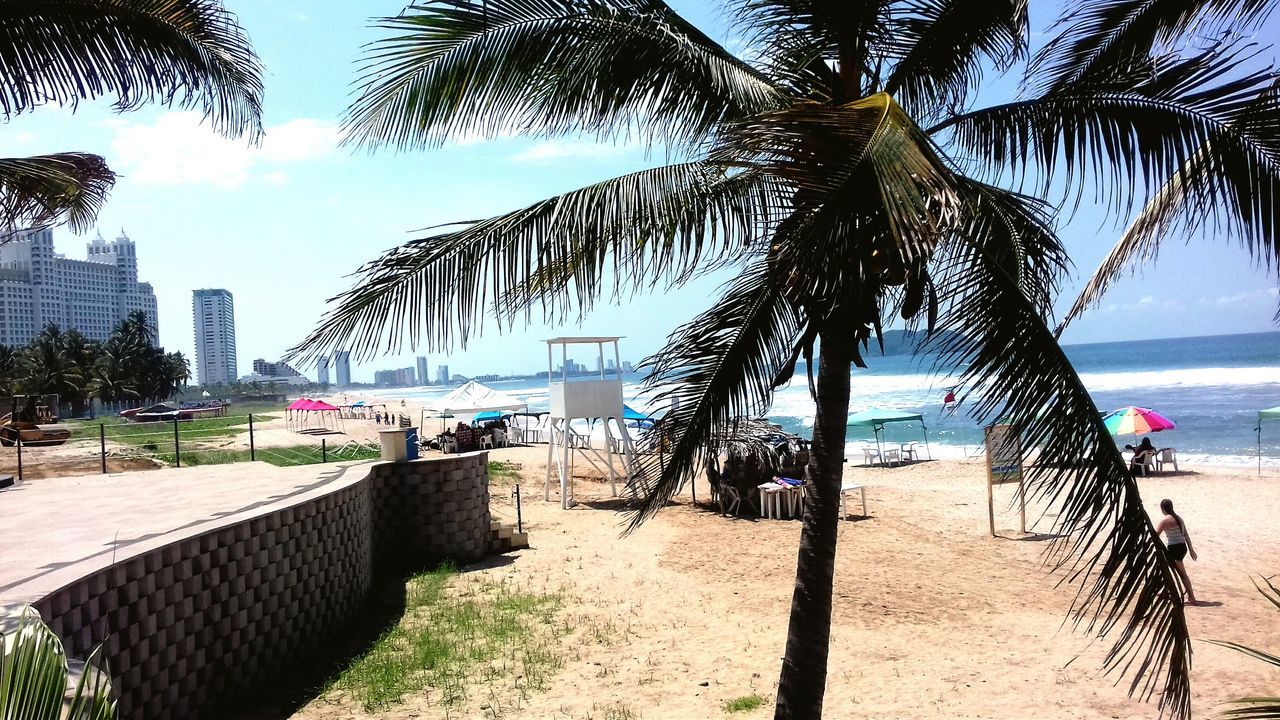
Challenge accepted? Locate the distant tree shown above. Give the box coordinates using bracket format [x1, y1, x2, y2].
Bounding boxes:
[0, 0, 263, 238]
[0, 344, 18, 397]
[60, 328, 99, 416]
[21, 324, 82, 404]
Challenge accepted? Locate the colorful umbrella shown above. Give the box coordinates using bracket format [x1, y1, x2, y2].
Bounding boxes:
[1102, 406, 1176, 435]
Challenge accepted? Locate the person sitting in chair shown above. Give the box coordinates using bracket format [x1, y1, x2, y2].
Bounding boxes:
[1124, 437, 1157, 474]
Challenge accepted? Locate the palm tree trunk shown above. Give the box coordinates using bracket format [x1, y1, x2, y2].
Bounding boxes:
[775, 332, 852, 719]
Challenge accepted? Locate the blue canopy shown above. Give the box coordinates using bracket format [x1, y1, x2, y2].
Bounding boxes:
[350, 401, 365, 407]
[846, 409, 924, 429]
[474, 410, 505, 422]
[622, 404, 649, 421]
[846, 408, 930, 463]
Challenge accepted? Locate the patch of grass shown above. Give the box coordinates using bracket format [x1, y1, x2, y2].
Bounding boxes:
[332, 565, 567, 713]
[98, 414, 276, 448]
[723, 694, 767, 714]
[488, 460, 521, 480]
[149, 442, 381, 468]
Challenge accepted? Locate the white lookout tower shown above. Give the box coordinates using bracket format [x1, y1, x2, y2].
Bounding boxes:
[543, 337, 637, 509]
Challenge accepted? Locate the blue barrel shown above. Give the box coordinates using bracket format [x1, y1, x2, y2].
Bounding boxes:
[405, 427, 420, 460]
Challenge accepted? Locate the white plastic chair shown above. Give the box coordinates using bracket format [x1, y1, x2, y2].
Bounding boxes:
[883, 448, 901, 467]
[1156, 448, 1178, 472]
[840, 482, 867, 519]
[861, 447, 880, 465]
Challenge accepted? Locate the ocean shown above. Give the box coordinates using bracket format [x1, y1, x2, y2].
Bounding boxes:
[370, 331, 1280, 468]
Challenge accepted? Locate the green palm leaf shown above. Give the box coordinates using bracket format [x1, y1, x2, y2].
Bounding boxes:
[345, 0, 782, 152]
[934, 43, 1276, 218]
[0, 608, 116, 719]
[1058, 76, 1280, 332]
[0, 0, 263, 140]
[0, 154, 114, 235]
[925, 179, 1191, 718]
[883, 0, 1028, 121]
[287, 161, 782, 364]
[628, 261, 804, 526]
[1029, 0, 1274, 95]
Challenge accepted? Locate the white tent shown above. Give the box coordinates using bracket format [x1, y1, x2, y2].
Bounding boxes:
[427, 380, 526, 424]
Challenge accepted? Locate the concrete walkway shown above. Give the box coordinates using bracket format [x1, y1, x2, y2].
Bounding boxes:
[0, 461, 376, 606]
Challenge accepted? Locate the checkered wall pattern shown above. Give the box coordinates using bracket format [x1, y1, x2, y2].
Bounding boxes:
[32, 453, 492, 720]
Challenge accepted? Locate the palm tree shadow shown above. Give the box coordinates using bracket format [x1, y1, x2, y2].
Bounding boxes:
[1010, 531, 1069, 542]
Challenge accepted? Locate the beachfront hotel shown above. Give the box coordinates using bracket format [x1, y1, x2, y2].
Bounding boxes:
[0, 228, 159, 346]
[192, 288, 237, 385]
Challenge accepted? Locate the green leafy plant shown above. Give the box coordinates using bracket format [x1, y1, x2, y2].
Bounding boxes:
[723, 694, 767, 714]
[0, 608, 116, 719]
[1207, 576, 1280, 719]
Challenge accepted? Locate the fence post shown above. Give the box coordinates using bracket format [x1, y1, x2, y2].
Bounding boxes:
[322, 438, 327, 463]
[173, 417, 181, 468]
[15, 435, 22, 483]
[249, 414, 255, 461]
[100, 423, 107, 474]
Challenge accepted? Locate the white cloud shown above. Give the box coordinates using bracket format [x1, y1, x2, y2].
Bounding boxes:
[1196, 288, 1280, 307]
[1138, 295, 1155, 305]
[509, 139, 638, 163]
[108, 111, 340, 188]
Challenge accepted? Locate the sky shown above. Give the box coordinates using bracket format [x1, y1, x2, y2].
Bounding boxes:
[2, 1, 1278, 383]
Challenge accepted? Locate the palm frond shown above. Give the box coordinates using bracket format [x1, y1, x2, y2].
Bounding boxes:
[883, 0, 1028, 122]
[926, 179, 1191, 719]
[732, 0, 896, 98]
[0, 0, 264, 140]
[344, 0, 783, 152]
[1202, 576, 1280, 719]
[287, 161, 782, 364]
[714, 93, 962, 322]
[1058, 76, 1280, 333]
[933, 41, 1276, 219]
[1029, 0, 1274, 95]
[0, 153, 115, 236]
[0, 607, 116, 720]
[628, 261, 804, 527]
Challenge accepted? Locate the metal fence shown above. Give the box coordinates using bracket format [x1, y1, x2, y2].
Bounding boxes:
[3, 414, 382, 483]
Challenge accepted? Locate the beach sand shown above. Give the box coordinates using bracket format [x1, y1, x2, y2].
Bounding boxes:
[289, 445, 1280, 720]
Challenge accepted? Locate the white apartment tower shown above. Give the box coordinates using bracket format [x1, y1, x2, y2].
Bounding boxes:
[0, 228, 159, 346]
[192, 289, 237, 385]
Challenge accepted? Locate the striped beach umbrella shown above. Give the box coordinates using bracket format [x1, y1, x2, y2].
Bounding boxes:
[1102, 406, 1176, 435]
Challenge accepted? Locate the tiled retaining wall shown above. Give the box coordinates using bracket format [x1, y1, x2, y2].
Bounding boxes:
[31, 454, 491, 720]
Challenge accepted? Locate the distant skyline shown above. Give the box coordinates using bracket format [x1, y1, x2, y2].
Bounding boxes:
[3, 1, 1277, 384]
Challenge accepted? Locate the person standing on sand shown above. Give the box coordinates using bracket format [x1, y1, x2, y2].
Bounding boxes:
[1156, 499, 1199, 605]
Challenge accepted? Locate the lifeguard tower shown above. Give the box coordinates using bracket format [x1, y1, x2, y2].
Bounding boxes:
[543, 337, 637, 508]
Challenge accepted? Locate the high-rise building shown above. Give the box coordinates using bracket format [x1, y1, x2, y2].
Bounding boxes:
[436, 364, 450, 384]
[334, 351, 351, 387]
[192, 289, 237, 385]
[317, 356, 330, 385]
[0, 228, 159, 345]
[416, 356, 429, 386]
[621, 360, 635, 374]
[373, 367, 416, 387]
[252, 358, 304, 378]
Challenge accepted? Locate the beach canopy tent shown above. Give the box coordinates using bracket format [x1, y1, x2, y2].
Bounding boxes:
[847, 408, 930, 462]
[286, 398, 343, 432]
[426, 381, 527, 429]
[1258, 406, 1280, 473]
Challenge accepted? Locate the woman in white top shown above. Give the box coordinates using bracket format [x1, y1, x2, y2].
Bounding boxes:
[1156, 498, 1199, 605]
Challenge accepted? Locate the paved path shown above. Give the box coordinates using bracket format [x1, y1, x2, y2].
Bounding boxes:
[0, 461, 376, 607]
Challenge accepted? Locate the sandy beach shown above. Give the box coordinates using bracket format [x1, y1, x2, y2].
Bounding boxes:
[285, 442, 1280, 720]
